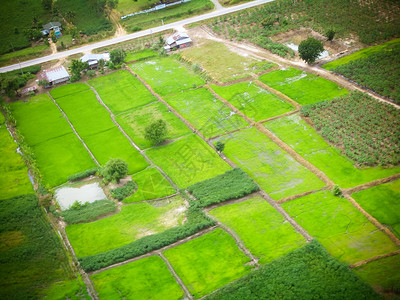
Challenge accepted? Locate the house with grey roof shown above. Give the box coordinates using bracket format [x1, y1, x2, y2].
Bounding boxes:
[164, 32, 192, 52]
[42, 22, 62, 38]
[37, 66, 70, 87]
[80, 53, 110, 69]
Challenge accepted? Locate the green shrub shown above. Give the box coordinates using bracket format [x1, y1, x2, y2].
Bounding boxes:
[187, 168, 259, 207]
[68, 168, 98, 181]
[61, 199, 117, 224]
[215, 141, 225, 152]
[332, 185, 342, 197]
[101, 159, 128, 183]
[111, 181, 136, 201]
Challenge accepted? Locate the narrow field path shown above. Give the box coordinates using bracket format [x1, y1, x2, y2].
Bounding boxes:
[122, 192, 179, 206]
[343, 173, 400, 195]
[350, 249, 400, 268]
[254, 80, 302, 109]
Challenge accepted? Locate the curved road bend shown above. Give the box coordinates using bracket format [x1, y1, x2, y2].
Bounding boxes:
[0, 0, 275, 73]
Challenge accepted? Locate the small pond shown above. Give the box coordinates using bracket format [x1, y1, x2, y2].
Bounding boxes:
[55, 180, 107, 210]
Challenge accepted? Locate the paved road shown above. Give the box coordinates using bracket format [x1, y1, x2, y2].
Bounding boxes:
[0, 0, 275, 73]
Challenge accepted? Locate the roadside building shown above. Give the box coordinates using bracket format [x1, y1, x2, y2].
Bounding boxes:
[37, 66, 70, 87]
[80, 53, 110, 69]
[42, 22, 62, 38]
[164, 32, 192, 52]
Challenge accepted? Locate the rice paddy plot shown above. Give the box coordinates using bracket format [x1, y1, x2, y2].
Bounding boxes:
[211, 81, 294, 121]
[116, 101, 191, 149]
[265, 114, 400, 188]
[130, 57, 205, 96]
[282, 190, 398, 264]
[49, 83, 90, 99]
[124, 49, 158, 62]
[164, 88, 248, 138]
[209, 197, 306, 264]
[163, 228, 252, 298]
[88, 70, 157, 115]
[91, 255, 184, 300]
[214, 127, 325, 200]
[259, 67, 348, 105]
[352, 180, 400, 239]
[123, 167, 176, 203]
[66, 196, 187, 257]
[146, 134, 231, 188]
[0, 126, 33, 200]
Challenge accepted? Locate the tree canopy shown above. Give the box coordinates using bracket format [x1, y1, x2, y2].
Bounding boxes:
[101, 159, 128, 183]
[144, 119, 168, 146]
[298, 38, 324, 64]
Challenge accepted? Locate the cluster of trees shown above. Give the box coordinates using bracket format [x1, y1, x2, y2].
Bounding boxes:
[0, 65, 41, 97]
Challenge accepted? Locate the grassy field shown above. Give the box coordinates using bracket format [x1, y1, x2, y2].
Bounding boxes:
[124, 49, 158, 62]
[210, 197, 306, 264]
[130, 57, 205, 96]
[50, 83, 90, 99]
[0, 44, 50, 67]
[265, 114, 400, 188]
[123, 167, 176, 203]
[116, 101, 191, 149]
[282, 190, 398, 264]
[352, 180, 400, 239]
[163, 228, 252, 298]
[146, 134, 231, 188]
[88, 70, 157, 115]
[66, 196, 186, 257]
[91, 255, 184, 299]
[116, 0, 159, 16]
[215, 127, 325, 200]
[211, 82, 294, 121]
[259, 67, 348, 105]
[354, 254, 400, 296]
[164, 88, 249, 138]
[0, 126, 33, 200]
[181, 40, 276, 82]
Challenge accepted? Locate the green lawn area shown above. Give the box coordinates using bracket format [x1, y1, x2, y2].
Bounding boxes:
[0, 44, 51, 67]
[265, 114, 400, 188]
[211, 81, 294, 121]
[259, 67, 348, 105]
[322, 38, 400, 70]
[146, 134, 231, 188]
[352, 180, 400, 239]
[181, 40, 276, 83]
[130, 57, 205, 96]
[91, 255, 184, 300]
[123, 167, 176, 203]
[0, 126, 33, 200]
[116, 0, 159, 15]
[354, 254, 400, 296]
[116, 101, 191, 149]
[163, 228, 252, 298]
[88, 70, 157, 115]
[66, 196, 186, 257]
[209, 197, 306, 264]
[215, 127, 325, 200]
[124, 49, 158, 62]
[282, 190, 398, 264]
[50, 83, 90, 99]
[164, 88, 249, 138]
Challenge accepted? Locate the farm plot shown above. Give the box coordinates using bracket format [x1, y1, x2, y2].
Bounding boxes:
[181, 40, 276, 83]
[10, 94, 96, 186]
[146, 134, 231, 188]
[265, 114, 400, 188]
[130, 57, 205, 96]
[259, 67, 348, 105]
[209, 197, 306, 264]
[0, 126, 33, 200]
[116, 101, 191, 149]
[163, 228, 252, 298]
[211, 81, 294, 121]
[52, 86, 148, 173]
[123, 167, 176, 203]
[49, 83, 90, 100]
[124, 49, 158, 63]
[164, 88, 248, 138]
[66, 196, 187, 257]
[91, 255, 184, 300]
[352, 180, 400, 239]
[282, 190, 398, 264]
[214, 127, 325, 200]
[88, 70, 157, 115]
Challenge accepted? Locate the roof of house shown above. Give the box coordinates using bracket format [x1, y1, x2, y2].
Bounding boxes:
[176, 37, 192, 46]
[165, 32, 191, 45]
[43, 22, 62, 31]
[38, 66, 69, 82]
[80, 53, 110, 65]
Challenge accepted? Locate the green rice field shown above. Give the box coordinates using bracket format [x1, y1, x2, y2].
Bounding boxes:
[215, 127, 325, 200]
[210, 197, 306, 264]
[163, 228, 252, 298]
[282, 191, 398, 263]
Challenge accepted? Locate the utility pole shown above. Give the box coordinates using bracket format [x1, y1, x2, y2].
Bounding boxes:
[10, 42, 23, 75]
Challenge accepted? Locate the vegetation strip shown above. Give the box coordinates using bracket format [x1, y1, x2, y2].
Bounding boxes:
[351, 249, 400, 269]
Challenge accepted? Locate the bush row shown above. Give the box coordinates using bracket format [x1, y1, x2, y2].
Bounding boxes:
[187, 168, 259, 207]
[67, 168, 98, 182]
[78, 192, 215, 272]
[111, 181, 136, 201]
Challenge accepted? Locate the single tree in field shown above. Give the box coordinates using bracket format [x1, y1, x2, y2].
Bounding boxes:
[110, 49, 126, 65]
[298, 38, 324, 64]
[145, 119, 168, 146]
[326, 29, 335, 41]
[215, 141, 225, 152]
[101, 158, 129, 183]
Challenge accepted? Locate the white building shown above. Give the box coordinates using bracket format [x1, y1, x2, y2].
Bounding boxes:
[80, 53, 110, 69]
[37, 66, 70, 87]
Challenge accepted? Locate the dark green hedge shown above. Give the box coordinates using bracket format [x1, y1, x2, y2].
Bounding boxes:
[61, 199, 117, 224]
[111, 181, 136, 201]
[204, 240, 379, 300]
[187, 168, 259, 207]
[67, 168, 98, 182]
